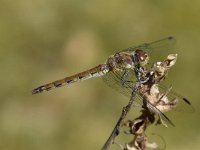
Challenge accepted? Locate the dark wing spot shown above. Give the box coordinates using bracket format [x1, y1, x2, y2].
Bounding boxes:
[183, 98, 192, 105]
[168, 36, 174, 40]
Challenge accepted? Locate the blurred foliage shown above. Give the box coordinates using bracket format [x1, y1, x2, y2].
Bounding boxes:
[0, 0, 200, 149]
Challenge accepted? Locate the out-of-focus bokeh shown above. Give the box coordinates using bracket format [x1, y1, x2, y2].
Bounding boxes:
[0, 0, 200, 149]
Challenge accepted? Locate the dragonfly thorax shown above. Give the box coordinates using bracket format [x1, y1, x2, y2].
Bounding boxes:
[106, 52, 135, 71]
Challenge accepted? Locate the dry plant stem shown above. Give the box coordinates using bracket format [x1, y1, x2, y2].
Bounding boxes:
[101, 83, 139, 150]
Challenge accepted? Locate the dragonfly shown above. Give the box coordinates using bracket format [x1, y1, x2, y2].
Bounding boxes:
[32, 36, 193, 125]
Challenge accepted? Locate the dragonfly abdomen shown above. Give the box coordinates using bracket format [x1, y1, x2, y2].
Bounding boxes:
[32, 64, 109, 94]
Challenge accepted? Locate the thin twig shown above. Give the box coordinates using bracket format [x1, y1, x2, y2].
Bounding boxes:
[101, 83, 139, 150]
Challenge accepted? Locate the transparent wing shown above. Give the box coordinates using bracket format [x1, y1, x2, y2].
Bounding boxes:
[159, 84, 195, 113]
[102, 70, 174, 126]
[102, 69, 137, 101]
[120, 36, 176, 53]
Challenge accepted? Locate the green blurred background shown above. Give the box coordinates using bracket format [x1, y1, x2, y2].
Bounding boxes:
[0, 0, 200, 149]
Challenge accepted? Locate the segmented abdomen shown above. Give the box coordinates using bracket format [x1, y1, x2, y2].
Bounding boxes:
[32, 64, 109, 94]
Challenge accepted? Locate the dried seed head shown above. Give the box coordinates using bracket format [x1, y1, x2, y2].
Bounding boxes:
[166, 54, 178, 67]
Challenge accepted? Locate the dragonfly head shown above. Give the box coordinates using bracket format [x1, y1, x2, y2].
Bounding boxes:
[133, 49, 149, 66]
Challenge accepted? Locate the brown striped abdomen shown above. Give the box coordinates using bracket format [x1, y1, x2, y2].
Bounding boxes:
[32, 64, 109, 94]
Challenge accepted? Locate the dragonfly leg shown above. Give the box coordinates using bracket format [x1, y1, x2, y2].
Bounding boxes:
[135, 67, 149, 84]
[121, 70, 134, 88]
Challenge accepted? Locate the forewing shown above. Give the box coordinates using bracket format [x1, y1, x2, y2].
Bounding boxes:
[120, 36, 176, 53]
